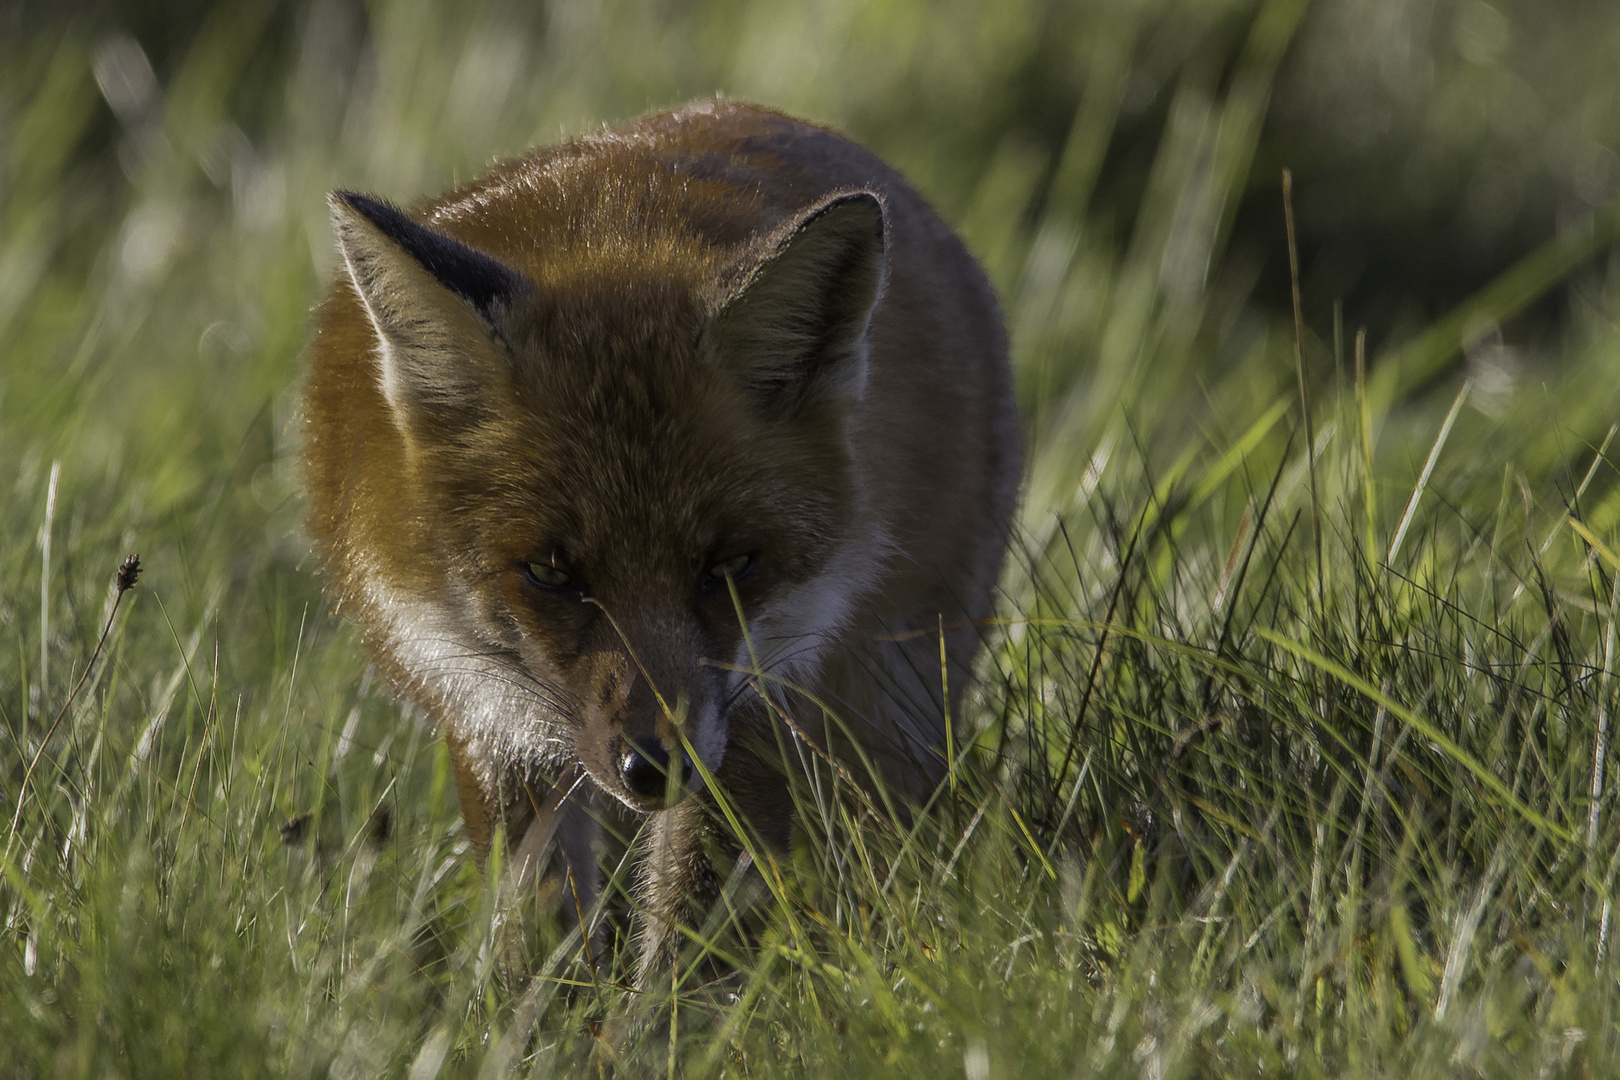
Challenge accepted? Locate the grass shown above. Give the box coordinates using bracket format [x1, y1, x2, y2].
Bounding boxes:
[6, 0, 1620, 1075]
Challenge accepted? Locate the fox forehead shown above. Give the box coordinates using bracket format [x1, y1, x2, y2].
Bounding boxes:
[439, 315, 853, 581]
[464, 421, 849, 581]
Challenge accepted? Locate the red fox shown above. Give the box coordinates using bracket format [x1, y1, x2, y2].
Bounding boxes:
[302, 101, 1019, 971]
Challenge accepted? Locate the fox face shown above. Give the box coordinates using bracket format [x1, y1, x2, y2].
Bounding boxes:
[320, 187, 888, 812]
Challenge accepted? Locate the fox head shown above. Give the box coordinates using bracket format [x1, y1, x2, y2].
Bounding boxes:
[323, 186, 889, 812]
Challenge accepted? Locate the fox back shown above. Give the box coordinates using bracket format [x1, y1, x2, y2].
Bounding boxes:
[303, 101, 1019, 966]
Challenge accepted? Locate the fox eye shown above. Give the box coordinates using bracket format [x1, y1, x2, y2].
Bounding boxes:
[523, 561, 577, 591]
[702, 552, 758, 589]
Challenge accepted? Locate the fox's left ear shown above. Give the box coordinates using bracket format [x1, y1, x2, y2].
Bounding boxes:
[708, 190, 887, 415]
[329, 191, 530, 435]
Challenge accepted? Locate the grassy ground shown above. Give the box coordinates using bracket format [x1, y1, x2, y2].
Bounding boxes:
[6, 0, 1620, 1075]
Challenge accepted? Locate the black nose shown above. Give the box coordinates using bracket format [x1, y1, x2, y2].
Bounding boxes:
[620, 740, 695, 801]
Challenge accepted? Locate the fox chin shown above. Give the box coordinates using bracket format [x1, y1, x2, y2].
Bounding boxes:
[302, 100, 1020, 976]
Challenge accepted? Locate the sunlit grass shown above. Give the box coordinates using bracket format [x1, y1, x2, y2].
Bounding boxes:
[5, 0, 1620, 1076]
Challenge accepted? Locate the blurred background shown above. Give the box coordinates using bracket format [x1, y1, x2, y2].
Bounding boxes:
[6, 4, 1620, 1069]
[4, 0, 1620, 521]
[9, 0, 1620, 331]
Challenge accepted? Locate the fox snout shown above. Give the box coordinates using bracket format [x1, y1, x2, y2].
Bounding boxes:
[594, 687, 722, 811]
[574, 624, 730, 812]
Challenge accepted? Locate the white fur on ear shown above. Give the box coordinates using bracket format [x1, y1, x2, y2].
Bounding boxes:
[328, 192, 524, 432]
[709, 190, 888, 413]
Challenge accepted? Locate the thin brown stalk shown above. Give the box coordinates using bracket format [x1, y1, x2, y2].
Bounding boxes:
[1283, 169, 1323, 614]
[1355, 329, 1376, 560]
[6, 555, 141, 862]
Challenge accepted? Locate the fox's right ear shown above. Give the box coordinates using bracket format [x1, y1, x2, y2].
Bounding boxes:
[329, 191, 530, 435]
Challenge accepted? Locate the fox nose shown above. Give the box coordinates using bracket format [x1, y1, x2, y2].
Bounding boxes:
[619, 740, 692, 802]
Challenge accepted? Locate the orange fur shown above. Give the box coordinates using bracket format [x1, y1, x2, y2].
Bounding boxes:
[302, 102, 1020, 973]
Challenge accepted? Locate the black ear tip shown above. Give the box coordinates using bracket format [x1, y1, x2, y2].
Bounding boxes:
[330, 190, 406, 232]
[330, 187, 527, 317]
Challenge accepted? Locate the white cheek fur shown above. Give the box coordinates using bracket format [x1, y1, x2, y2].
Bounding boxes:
[358, 567, 576, 786]
[735, 522, 891, 691]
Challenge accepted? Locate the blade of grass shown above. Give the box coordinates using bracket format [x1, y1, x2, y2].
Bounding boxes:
[1388, 381, 1470, 566]
[1282, 168, 1322, 613]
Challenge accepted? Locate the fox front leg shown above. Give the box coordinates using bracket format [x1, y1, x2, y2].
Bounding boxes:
[447, 734, 602, 934]
[633, 798, 714, 984]
[631, 735, 796, 983]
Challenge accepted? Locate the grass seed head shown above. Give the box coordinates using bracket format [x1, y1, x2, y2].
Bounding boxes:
[115, 553, 141, 593]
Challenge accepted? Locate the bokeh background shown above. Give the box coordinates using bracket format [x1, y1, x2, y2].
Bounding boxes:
[7, 0, 1620, 1075]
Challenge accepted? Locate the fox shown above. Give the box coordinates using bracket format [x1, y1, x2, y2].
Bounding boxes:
[302, 100, 1020, 974]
